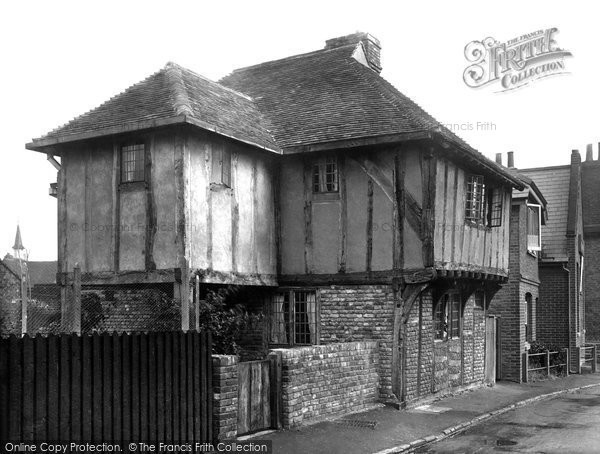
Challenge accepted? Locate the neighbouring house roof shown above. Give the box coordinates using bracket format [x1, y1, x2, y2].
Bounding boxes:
[26, 36, 522, 189]
[0, 259, 20, 282]
[520, 165, 571, 260]
[2, 259, 57, 285]
[511, 171, 548, 219]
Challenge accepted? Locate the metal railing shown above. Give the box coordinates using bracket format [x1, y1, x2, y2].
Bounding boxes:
[576, 345, 598, 374]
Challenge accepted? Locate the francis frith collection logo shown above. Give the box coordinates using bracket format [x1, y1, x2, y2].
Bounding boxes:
[463, 28, 572, 92]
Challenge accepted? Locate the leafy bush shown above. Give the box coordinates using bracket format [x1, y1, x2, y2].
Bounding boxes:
[197, 287, 262, 355]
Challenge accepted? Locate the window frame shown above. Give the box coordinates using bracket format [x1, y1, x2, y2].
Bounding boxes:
[267, 288, 320, 347]
[434, 291, 462, 341]
[211, 148, 232, 188]
[526, 203, 542, 252]
[312, 155, 339, 193]
[465, 174, 486, 225]
[120, 143, 146, 183]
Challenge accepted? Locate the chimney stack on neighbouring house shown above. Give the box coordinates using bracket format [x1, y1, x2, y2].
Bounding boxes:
[495, 153, 503, 165]
[507, 151, 515, 168]
[572, 149, 582, 164]
[586, 144, 594, 162]
[326, 32, 382, 73]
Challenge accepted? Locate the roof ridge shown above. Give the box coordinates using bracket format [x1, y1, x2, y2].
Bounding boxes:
[174, 62, 255, 101]
[225, 44, 356, 76]
[164, 62, 193, 116]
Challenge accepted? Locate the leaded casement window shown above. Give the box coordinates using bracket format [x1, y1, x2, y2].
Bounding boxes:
[465, 175, 486, 223]
[313, 156, 338, 193]
[121, 144, 145, 183]
[487, 188, 503, 227]
[526, 203, 542, 251]
[268, 289, 318, 346]
[434, 291, 461, 341]
[466, 174, 504, 227]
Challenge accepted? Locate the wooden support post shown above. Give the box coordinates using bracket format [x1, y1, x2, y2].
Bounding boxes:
[592, 346, 597, 373]
[267, 351, 282, 430]
[73, 264, 81, 334]
[20, 278, 28, 336]
[546, 350, 551, 377]
[522, 352, 528, 383]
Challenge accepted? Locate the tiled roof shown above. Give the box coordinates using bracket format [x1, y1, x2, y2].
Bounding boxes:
[2, 259, 57, 285]
[220, 44, 521, 186]
[28, 63, 280, 152]
[521, 166, 570, 260]
[27, 41, 521, 187]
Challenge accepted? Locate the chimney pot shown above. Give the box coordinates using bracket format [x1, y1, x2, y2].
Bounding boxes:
[586, 144, 593, 161]
[325, 32, 382, 73]
[571, 149, 581, 164]
[495, 153, 502, 165]
[507, 151, 514, 168]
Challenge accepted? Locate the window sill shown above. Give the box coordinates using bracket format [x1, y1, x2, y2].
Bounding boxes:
[210, 182, 233, 192]
[312, 191, 340, 202]
[119, 181, 147, 192]
[465, 220, 492, 232]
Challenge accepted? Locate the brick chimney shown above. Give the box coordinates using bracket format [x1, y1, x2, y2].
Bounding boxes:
[325, 32, 382, 73]
[495, 153, 503, 165]
[586, 144, 593, 162]
[507, 151, 515, 168]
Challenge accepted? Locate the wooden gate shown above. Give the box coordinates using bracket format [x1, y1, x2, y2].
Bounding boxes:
[485, 316, 497, 384]
[237, 357, 281, 435]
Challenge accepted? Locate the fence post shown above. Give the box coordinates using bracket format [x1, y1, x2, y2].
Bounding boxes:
[546, 350, 550, 377]
[72, 264, 81, 334]
[565, 348, 570, 376]
[592, 346, 597, 374]
[522, 352, 528, 383]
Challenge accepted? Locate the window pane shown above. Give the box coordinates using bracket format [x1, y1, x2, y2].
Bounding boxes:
[527, 205, 541, 250]
[450, 294, 460, 338]
[121, 144, 145, 182]
[293, 290, 316, 344]
[313, 157, 338, 193]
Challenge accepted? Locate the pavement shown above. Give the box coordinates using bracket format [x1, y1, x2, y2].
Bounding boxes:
[248, 373, 600, 454]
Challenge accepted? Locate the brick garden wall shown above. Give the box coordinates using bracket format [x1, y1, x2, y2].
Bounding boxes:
[319, 285, 394, 398]
[212, 355, 239, 440]
[271, 341, 379, 428]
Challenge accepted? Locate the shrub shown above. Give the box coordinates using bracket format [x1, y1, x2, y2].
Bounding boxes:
[197, 287, 262, 355]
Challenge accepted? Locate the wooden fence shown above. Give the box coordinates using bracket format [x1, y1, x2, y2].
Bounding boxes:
[522, 349, 569, 383]
[0, 331, 213, 442]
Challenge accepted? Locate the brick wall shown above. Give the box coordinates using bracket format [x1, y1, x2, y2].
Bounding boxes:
[537, 264, 569, 348]
[404, 289, 486, 402]
[212, 355, 239, 440]
[271, 341, 379, 428]
[585, 237, 600, 342]
[319, 285, 394, 398]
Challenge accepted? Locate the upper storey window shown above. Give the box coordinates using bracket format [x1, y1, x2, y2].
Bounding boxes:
[313, 156, 338, 193]
[465, 174, 503, 227]
[527, 203, 542, 251]
[121, 144, 145, 183]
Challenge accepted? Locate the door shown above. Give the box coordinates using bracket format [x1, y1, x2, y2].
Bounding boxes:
[237, 358, 281, 435]
[485, 316, 497, 384]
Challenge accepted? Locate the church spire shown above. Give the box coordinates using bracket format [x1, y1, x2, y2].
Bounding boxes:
[13, 225, 24, 251]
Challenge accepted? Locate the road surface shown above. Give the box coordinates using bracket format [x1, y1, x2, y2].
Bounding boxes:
[416, 387, 600, 453]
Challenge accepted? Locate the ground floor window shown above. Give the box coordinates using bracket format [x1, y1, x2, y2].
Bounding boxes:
[434, 291, 461, 340]
[268, 289, 318, 346]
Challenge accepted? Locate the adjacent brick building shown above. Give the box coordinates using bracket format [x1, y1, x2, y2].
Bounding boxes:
[582, 143, 600, 343]
[521, 150, 586, 369]
[489, 152, 547, 382]
[0, 259, 21, 335]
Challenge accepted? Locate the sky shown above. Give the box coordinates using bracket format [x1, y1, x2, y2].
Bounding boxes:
[1, 0, 598, 260]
